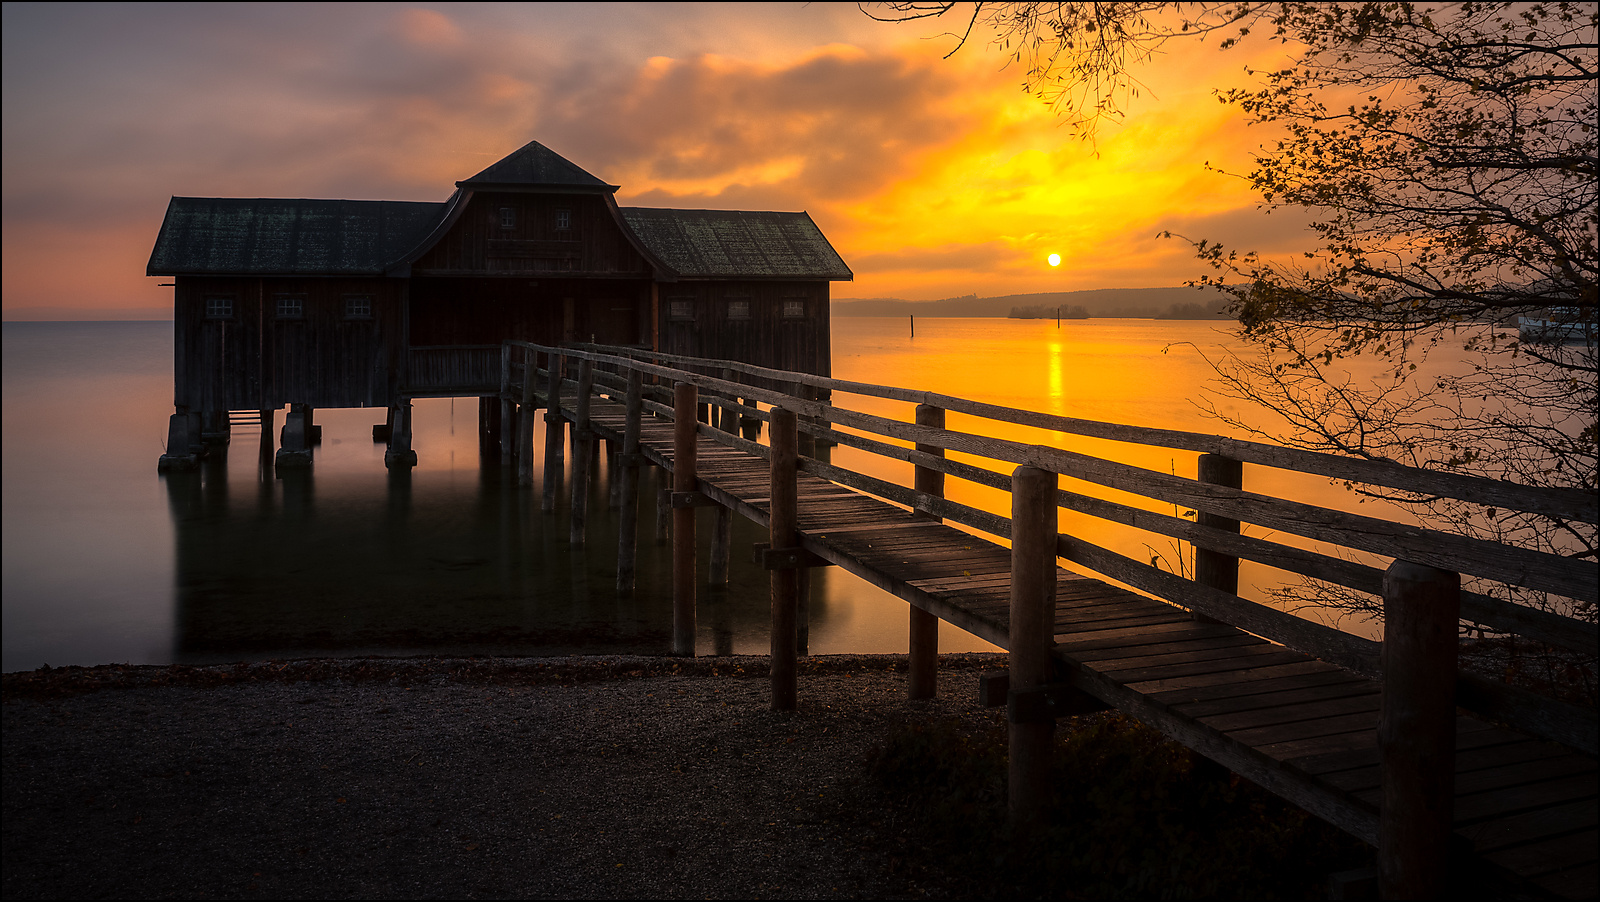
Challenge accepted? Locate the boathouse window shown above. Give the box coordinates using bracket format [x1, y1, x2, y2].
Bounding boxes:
[554, 208, 571, 231]
[275, 294, 305, 319]
[204, 295, 234, 319]
[499, 207, 516, 229]
[343, 295, 372, 319]
[726, 298, 751, 320]
[781, 298, 806, 318]
[668, 299, 694, 321]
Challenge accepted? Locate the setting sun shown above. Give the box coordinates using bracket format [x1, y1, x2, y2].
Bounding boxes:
[1048, 253, 1061, 267]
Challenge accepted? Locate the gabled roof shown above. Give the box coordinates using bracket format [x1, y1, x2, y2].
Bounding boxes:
[619, 209, 853, 281]
[456, 140, 617, 193]
[147, 198, 445, 276]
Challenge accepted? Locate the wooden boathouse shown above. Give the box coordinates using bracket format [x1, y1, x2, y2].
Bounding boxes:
[146, 140, 851, 469]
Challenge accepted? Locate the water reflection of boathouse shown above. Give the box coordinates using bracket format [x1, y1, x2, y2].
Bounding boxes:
[147, 140, 852, 468]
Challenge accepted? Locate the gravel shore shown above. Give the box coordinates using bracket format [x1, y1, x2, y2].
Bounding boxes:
[3, 654, 1010, 900]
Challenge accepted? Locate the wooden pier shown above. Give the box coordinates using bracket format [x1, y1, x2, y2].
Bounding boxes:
[502, 342, 1596, 899]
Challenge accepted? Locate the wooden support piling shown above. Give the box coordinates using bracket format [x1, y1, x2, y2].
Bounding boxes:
[258, 408, 275, 469]
[672, 381, 698, 656]
[616, 369, 644, 595]
[570, 358, 595, 546]
[1379, 560, 1460, 899]
[909, 403, 945, 700]
[383, 401, 415, 468]
[709, 507, 733, 586]
[541, 354, 563, 512]
[1009, 465, 1057, 828]
[770, 407, 799, 710]
[655, 485, 670, 545]
[708, 369, 736, 586]
[1193, 453, 1242, 623]
[516, 353, 537, 487]
[276, 403, 312, 469]
[500, 344, 514, 466]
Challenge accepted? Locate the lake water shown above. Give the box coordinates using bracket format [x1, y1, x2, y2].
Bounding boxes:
[2, 317, 1372, 672]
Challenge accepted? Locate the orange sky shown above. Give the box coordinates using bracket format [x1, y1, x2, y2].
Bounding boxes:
[1, 3, 1316, 318]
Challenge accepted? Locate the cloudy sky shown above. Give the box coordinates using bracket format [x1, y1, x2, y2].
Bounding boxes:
[2, 2, 1315, 318]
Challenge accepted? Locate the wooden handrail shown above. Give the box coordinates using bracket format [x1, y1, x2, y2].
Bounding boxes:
[540, 341, 1596, 524]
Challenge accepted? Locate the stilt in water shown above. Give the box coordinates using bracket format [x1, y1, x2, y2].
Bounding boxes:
[616, 369, 644, 595]
[542, 354, 564, 512]
[276, 403, 313, 470]
[158, 408, 199, 471]
[385, 400, 417, 468]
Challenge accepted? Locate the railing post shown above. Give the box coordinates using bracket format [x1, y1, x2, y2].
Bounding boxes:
[1193, 453, 1242, 623]
[616, 368, 644, 595]
[910, 403, 945, 700]
[516, 349, 537, 487]
[740, 396, 761, 442]
[1009, 465, 1058, 828]
[672, 381, 698, 656]
[770, 407, 799, 710]
[1379, 560, 1460, 899]
[569, 358, 595, 546]
[541, 353, 563, 513]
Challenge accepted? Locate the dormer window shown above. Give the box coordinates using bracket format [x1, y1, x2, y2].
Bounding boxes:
[499, 207, 516, 229]
[554, 208, 571, 231]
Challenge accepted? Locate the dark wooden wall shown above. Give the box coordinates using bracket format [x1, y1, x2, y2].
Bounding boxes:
[408, 276, 651, 348]
[412, 192, 653, 278]
[658, 281, 831, 378]
[174, 276, 403, 412]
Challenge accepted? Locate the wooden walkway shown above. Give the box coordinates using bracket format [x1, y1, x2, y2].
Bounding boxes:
[567, 391, 1598, 899]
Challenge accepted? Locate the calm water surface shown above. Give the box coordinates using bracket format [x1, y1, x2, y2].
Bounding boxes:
[4, 318, 1374, 672]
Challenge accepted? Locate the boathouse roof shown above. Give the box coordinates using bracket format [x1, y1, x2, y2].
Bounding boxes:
[149, 141, 851, 281]
[620, 209, 853, 281]
[147, 197, 444, 276]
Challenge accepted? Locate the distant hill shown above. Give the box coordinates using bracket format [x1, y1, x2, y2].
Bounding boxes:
[833, 287, 1232, 319]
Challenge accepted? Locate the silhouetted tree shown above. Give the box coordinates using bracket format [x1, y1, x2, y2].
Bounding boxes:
[869, 2, 1597, 626]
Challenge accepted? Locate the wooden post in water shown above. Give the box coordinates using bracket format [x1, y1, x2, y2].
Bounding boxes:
[1379, 560, 1460, 900]
[1192, 453, 1242, 623]
[258, 408, 275, 471]
[1009, 465, 1057, 828]
[655, 486, 671, 545]
[384, 400, 416, 468]
[516, 350, 537, 487]
[616, 368, 644, 595]
[500, 344, 514, 466]
[909, 403, 945, 700]
[541, 353, 563, 512]
[708, 369, 736, 586]
[770, 407, 799, 710]
[569, 358, 595, 546]
[671, 381, 698, 657]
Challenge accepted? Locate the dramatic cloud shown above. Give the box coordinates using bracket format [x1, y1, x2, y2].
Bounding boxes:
[1, 3, 1299, 315]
